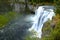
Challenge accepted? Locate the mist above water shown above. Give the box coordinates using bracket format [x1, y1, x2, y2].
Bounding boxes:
[29, 6, 55, 38]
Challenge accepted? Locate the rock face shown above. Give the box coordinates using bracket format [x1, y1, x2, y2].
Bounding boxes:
[13, 3, 25, 13]
[0, 15, 33, 40]
[13, 3, 37, 14]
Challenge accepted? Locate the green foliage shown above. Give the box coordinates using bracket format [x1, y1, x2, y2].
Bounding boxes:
[25, 35, 40, 40]
[54, 0, 60, 15]
[0, 0, 12, 13]
[28, 0, 54, 3]
[6, 12, 17, 19]
[0, 15, 9, 28]
[55, 0, 60, 6]
[56, 7, 60, 14]
[25, 29, 41, 40]
[0, 12, 17, 28]
[41, 15, 60, 40]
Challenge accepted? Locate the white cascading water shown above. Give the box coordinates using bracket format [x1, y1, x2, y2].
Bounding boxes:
[29, 6, 55, 38]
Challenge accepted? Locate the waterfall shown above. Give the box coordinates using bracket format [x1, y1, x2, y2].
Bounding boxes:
[28, 6, 55, 38]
